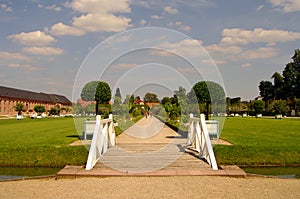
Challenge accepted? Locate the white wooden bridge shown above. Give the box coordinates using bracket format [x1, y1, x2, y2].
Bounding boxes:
[58, 114, 246, 177]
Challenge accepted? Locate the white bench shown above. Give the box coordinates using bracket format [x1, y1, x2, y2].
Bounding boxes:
[83, 120, 96, 140]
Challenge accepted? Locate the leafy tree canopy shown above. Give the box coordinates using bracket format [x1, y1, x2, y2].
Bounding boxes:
[34, 105, 46, 114]
[95, 81, 111, 104]
[144, 92, 159, 103]
[14, 103, 25, 115]
[80, 81, 99, 101]
[192, 81, 225, 103]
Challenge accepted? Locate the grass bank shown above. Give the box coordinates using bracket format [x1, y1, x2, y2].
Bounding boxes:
[0, 117, 88, 167]
[214, 117, 300, 166]
[1, 116, 299, 167]
[159, 116, 300, 166]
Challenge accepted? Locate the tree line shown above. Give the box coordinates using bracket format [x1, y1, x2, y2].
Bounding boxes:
[258, 49, 300, 116]
[76, 80, 227, 122]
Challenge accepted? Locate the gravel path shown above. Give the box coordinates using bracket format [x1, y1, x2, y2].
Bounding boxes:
[0, 176, 299, 199]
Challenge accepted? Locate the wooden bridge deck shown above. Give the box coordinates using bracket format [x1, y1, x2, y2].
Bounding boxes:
[57, 117, 246, 177]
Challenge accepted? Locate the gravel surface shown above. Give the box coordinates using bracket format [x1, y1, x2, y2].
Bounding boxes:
[0, 176, 299, 199]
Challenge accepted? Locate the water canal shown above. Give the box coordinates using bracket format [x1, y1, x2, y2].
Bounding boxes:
[0, 167, 61, 181]
[1, 166, 299, 180]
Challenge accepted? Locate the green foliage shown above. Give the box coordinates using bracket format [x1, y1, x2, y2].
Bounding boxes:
[272, 100, 289, 115]
[144, 92, 159, 102]
[258, 49, 300, 114]
[34, 105, 46, 114]
[259, 80, 274, 102]
[251, 100, 265, 114]
[80, 81, 98, 101]
[115, 88, 122, 99]
[49, 105, 60, 115]
[14, 102, 25, 115]
[81, 81, 112, 115]
[95, 81, 111, 104]
[192, 81, 225, 103]
[174, 86, 189, 115]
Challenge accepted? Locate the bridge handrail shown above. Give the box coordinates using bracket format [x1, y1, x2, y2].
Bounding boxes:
[187, 113, 218, 170]
[85, 114, 115, 170]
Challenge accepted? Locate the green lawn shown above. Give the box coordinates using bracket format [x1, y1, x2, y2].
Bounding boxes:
[0, 117, 88, 167]
[215, 117, 300, 166]
[0, 116, 299, 168]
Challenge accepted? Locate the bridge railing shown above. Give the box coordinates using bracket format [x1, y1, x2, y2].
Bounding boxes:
[85, 114, 115, 170]
[187, 113, 218, 170]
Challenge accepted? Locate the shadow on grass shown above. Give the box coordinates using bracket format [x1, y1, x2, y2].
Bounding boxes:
[66, 135, 80, 138]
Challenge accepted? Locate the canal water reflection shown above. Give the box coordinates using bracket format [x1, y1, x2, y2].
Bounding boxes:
[0, 167, 60, 181]
[243, 166, 300, 179]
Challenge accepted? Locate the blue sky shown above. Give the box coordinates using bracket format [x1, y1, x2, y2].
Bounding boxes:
[0, 0, 300, 101]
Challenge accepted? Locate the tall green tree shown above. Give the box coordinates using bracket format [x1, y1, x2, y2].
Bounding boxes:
[80, 81, 98, 102]
[81, 81, 111, 115]
[95, 81, 111, 115]
[174, 86, 189, 115]
[113, 88, 122, 115]
[259, 80, 274, 102]
[115, 88, 122, 99]
[272, 72, 284, 99]
[191, 81, 225, 119]
[283, 49, 300, 99]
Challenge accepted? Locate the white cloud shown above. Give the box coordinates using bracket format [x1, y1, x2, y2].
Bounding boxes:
[140, 19, 147, 26]
[111, 63, 138, 70]
[0, 51, 31, 61]
[256, 5, 264, 11]
[7, 63, 39, 71]
[206, 44, 278, 61]
[164, 6, 178, 15]
[167, 21, 191, 32]
[159, 39, 204, 57]
[22, 47, 64, 56]
[151, 15, 163, 19]
[46, 4, 62, 12]
[46, 0, 132, 36]
[49, 22, 85, 36]
[38, 4, 62, 12]
[206, 44, 243, 55]
[72, 13, 131, 32]
[241, 63, 252, 68]
[221, 28, 300, 46]
[1, 3, 13, 12]
[7, 31, 56, 46]
[268, 0, 300, 12]
[238, 47, 278, 60]
[65, 0, 131, 14]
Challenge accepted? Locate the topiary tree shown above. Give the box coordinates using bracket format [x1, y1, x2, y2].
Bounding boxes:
[34, 105, 45, 115]
[14, 102, 25, 115]
[252, 100, 265, 115]
[81, 81, 111, 115]
[95, 81, 111, 115]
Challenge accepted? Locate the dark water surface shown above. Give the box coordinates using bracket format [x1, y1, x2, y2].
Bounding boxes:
[243, 166, 300, 179]
[0, 167, 60, 181]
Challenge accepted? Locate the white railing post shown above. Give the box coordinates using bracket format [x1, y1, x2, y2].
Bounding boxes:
[187, 113, 194, 145]
[108, 114, 115, 147]
[85, 114, 115, 170]
[187, 113, 218, 170]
